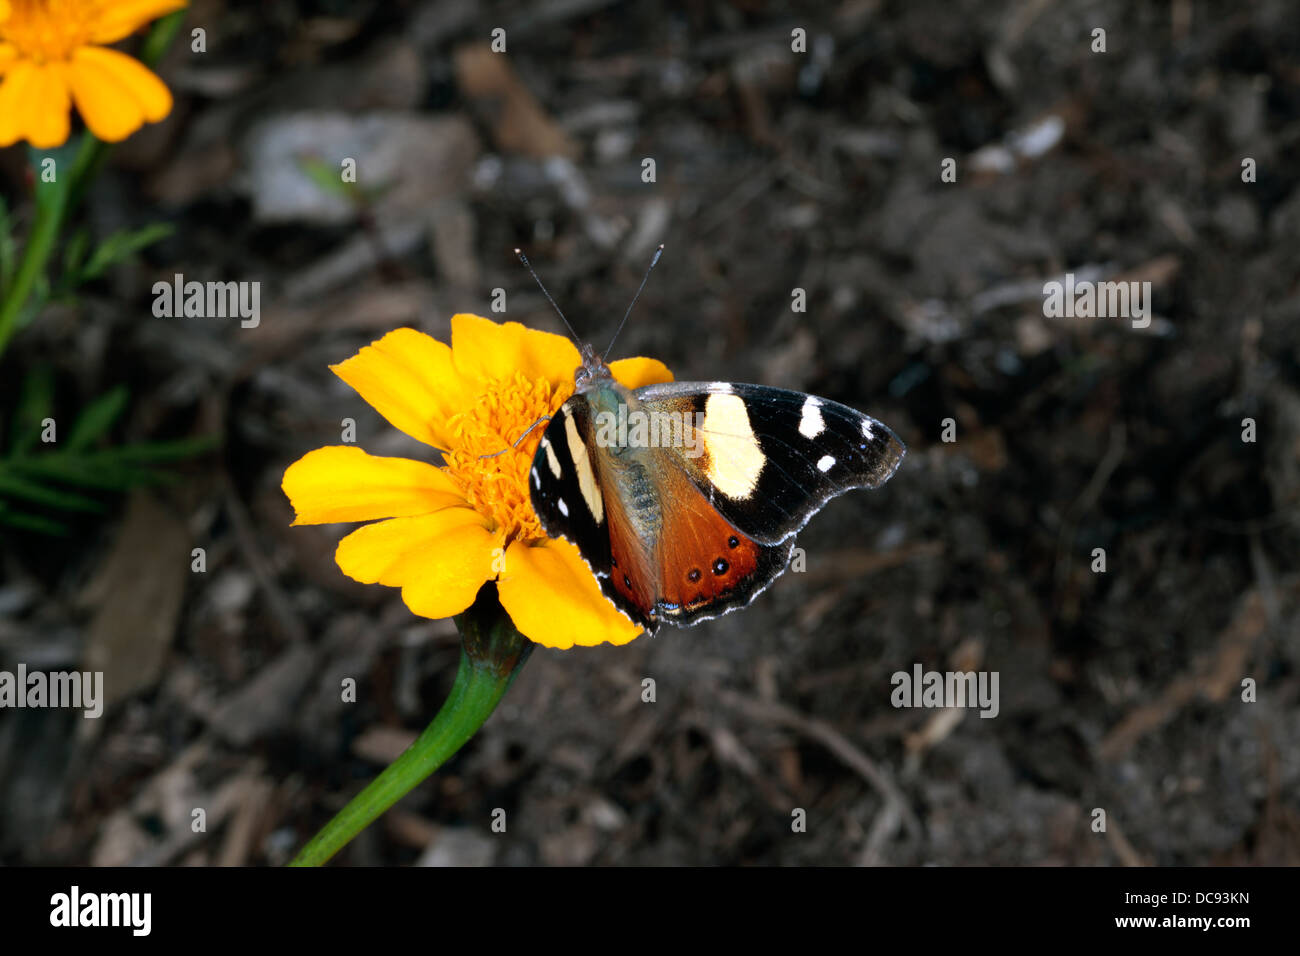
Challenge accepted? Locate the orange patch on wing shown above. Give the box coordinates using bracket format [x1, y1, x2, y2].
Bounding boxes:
[653, 470, 761, 615]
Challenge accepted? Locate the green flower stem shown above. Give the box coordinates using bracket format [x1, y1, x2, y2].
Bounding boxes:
[0, 10, 186, 361]
[0, 135, 98, 358]
[290, 585, 532, 867]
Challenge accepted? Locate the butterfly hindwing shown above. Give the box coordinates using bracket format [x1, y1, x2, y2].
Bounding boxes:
[649, 464, 796, 627]
[602, 478, 660, 631]
[632, 381, 906, 545]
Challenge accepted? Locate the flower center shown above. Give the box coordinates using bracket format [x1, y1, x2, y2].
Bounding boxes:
[2, 1, 100, 63]
[442, 371, 573, 546]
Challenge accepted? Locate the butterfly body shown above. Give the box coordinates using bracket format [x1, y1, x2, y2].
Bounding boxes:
[529, 344, 905, 637]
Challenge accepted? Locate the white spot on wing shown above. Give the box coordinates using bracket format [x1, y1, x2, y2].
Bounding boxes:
[861, 419, 875, 439]
[543, 436, 562, 479]
[531, 467, 540, 489]
[707, 382, 734, 394]
[558, 498, 569, 517]
[817, 454, 835, 472]
[798, 396, 825, 438]
[702, 392, 764, 498]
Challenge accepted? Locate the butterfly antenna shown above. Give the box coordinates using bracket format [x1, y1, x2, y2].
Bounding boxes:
[516, 248, 582, 345]
[603, 244, 663, 361]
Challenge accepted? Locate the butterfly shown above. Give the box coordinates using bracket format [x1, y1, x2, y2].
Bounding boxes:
[520, 247, 906, 637]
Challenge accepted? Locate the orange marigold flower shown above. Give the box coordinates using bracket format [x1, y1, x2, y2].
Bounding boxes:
[0, 0, 186, 149]
[282, 315, 675, 650]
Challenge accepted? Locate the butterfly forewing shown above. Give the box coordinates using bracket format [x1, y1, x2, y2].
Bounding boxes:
[633, 381, 906, 545]
[528, 400, 611, 568]
[529, 397, 658, 632]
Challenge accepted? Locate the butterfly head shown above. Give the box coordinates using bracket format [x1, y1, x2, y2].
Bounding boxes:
[574, 342, 614, 394]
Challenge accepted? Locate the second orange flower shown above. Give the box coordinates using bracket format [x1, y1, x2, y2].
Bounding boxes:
[0, 0, 186, 149]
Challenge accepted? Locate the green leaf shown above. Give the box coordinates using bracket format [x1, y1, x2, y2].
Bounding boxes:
[0, 503, 70, 536]
[299, 155, 360, 202]
[0, 195, 15, 295]
[141, 9, 188, 67]
[23, 272, 52, 328]
[110, 435, 219, 463]
[0, 468, 105, 513]
[9, 365, 56, 455]
[65, 385, 130, 451]
[62, 227, 91, 284]
[76, 222, 174, 284]
[9, 455, 166, 491]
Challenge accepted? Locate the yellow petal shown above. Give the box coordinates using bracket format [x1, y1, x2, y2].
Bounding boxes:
[609, 356, 674, 389]
[337, 507, 488, 581]
[0, 2, 9, 24]
[67, 59, 143, 141]
[331, 327, 476, 450]
[497, 538, 642, 649]
[0, 43, 15, 76]
[451, 313, 581, 388]
[336, 509, 500, 620]
[75, 47, 172, 121]
[282, 445, 466, 525]
[88, 0, 188, 45]
[0, 61, 35, 147]
[0, 61, 54, 147]
[68, 47, 172, 142]
[18, 63, 71, 149]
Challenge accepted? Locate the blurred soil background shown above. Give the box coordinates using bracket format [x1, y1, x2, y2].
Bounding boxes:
[2, 0, 1299, 865]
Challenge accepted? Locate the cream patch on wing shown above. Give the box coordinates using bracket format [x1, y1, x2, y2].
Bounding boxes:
[702, 391, 764, 499]
[564, 413, 604, 523]
[542, 436, 562, 479]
